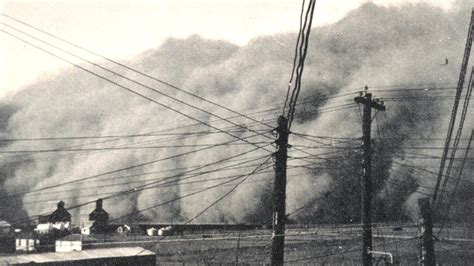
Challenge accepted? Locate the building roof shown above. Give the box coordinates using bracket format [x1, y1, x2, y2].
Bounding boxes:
[0, 247, 155, 264]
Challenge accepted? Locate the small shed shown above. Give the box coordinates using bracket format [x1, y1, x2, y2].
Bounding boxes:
[81, 221, 94, 235]
[158, 225, 176, 236]
[146, 227, 158, 236]
[117, 224, 131, 235]
[15, 237, 39, 252]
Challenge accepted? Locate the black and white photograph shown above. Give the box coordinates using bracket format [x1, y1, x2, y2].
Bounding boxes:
[0, 0, 473, 264]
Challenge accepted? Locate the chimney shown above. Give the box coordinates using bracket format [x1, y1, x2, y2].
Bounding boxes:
[96, 199, 103, 210]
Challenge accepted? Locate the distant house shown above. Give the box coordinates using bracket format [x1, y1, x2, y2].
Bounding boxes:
[49, 201, 72, 223]
[88, 198, 109, 234]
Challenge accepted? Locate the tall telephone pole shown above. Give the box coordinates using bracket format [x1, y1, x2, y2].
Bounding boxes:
[354, 90, 386, 266]
[271, 115, 289, 265]
[419, 197, 436, 266]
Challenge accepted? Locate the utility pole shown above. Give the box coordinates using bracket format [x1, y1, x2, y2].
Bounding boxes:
[419, 198, 436, 266]
[354, 90, 386, 266]
[271, 115, 289, 265]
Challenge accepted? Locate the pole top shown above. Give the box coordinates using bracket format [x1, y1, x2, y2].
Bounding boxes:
[277, 115, 288, 127]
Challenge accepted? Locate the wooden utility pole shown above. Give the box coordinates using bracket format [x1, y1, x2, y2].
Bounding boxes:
[235, 231, 241, 265]
[354, 91, 386, 266]
[271, 115, 289, 265]
[419, 198, 436, 266]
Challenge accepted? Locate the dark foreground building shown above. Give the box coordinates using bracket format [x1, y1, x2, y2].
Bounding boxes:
[0, 247, 156, 265]
[89, 198, 109, 233]
[49, 201, 72, 224]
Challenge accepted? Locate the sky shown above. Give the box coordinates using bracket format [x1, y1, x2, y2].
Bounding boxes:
[0, 0, 456, 98]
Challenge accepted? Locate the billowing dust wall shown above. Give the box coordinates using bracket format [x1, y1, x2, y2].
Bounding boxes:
[1, 2, 473, 224]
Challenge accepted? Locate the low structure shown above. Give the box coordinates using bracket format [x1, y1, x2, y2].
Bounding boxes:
[0, 247, 156, 265]
[146, 227, 158, 236]
[80, 221, 94, 235]
[117, 224, 131, 234]
[158, 225, 176, 236]
[55, 234, 82, 252]
[15, 237, 39, 252]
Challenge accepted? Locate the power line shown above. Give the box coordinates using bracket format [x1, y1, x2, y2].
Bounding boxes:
[1, 131, 266, 200]
[0, 141, 271, 154]
[21, 153, 274, 199]
[184, 155, 273, 224]
[0, 14, 278, 133]
[286, 0, 316, 130]
[438, 129, 474, 235]
[282, 0, 306, 116]
[109, 159, 270, 223]
[9, 142, 274, 224]
[438, 67, 474, 202]
[432, 12, 474, 204]
[0, 25, 274, 156]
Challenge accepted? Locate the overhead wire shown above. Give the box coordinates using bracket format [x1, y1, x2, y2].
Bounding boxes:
[437, 129, 474, 235]
[432, 15, 474, 204]
[0, 24, 275, 156]
[0, 13, 280, 133]
[9, 143, 271, 224]
[286, 0, 316, 130]
[1, 131, 267, 200]
[282, 0, 306, 116]
[184, 155, 273, 224]
[438, 67, 474, 202]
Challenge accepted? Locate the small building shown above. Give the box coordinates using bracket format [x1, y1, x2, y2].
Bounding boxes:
[55, 234, 82, 252]
[88, 198, 109, 234]
[146, 227, 158, 236]
[0, 247, 156, 265]
[15, 232, 59, 253]
[117, 224, 131, 235]
[33, 222, 71, 241]
[15, 237, 39, 252]
[158, 225, 176, 236]
[80, 221, 94, 235]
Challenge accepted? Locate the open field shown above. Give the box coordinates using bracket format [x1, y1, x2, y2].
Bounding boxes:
[77, 224, 474, 264]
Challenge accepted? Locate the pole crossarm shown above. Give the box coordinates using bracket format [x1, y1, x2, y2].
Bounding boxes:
[354, 93, 386, 111]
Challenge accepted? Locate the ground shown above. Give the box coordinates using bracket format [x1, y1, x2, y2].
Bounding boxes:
[80, 224, 474, 264]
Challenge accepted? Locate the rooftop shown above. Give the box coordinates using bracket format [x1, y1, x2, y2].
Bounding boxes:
[0, 247, 155, 264]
